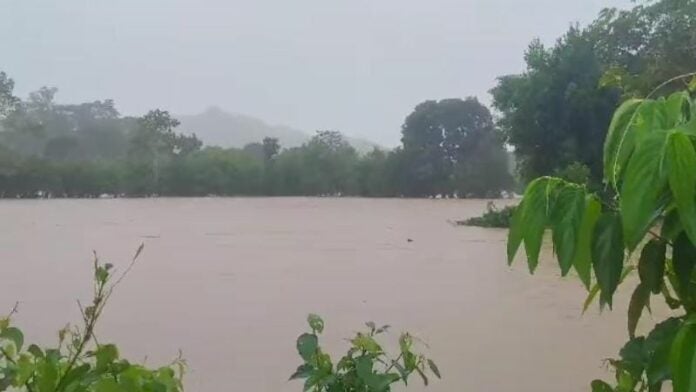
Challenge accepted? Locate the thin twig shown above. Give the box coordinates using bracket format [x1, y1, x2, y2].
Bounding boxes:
[56, 245, 144, 392]
[5, 302, 19, 319]
[113, 243, 144, 288]
[648, 229, 671, 244]
[76, 300, 88, 325]
[0, 347, 15, 365]
[385, 353, 404, 373]
[55, 277, 107, 391]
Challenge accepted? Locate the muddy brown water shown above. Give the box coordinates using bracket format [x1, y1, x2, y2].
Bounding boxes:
[0, 198, 668, 391]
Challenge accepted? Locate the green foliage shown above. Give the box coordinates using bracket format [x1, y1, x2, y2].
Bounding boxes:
[0, 246, 184, 392]
[603, 98, 644, 186]
[508, 86, 696, 391]
[551, 185, 586, 275]
[459, 202, 516, 228]
[493, 0, 696, 185]
[573, 194, 602, 289]
[591, 0, 696, 97]
[619, 130, 669, 251]
[627, 283, 651, 339]
[611, 317, 681, 391]
[671, 317, 696, 392]
[0, 72, 18, 118]
[399, 97, 513, 197]
[492, 28, 617, 185]
[290, 315, 439, 391]
[638, 240, 666, 295]
[666, 131, 696, 245]
[508, 177, 562, 272]
[591, 212, 625, 308]
[262, 137, 280, 162]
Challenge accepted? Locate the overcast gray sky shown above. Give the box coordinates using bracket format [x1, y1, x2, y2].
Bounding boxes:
[1, 0, 633, 146]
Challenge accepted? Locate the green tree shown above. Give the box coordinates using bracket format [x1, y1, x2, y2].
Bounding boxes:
[127, 110, 201, 195]
[162, 147, 263, 196]
[242, 142, 265, 162]
[592, 0, 696, 96]
[493, 0, 696, 185]
[266, 146, 306, 195]
[1, 88, 131, 161]
[0, 144, 21, 197]
[44, 135, 81, 161]
[401, 97, 511, 197]
[491, 30, 619, 184]
[1, 87, 61, 156]
[0, 71, 18, 118]
[452, 130, 513, 197]
[66, 100, 129, 161]
[354, 148, 395, 197]
[262, 137, 280, 162]
[302, 131, 359, 195]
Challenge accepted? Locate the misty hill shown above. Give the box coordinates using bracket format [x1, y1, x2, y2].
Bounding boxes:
[177, 107, 379, 153]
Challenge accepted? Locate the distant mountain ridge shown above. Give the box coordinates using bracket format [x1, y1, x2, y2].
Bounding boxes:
[177, 107, 379, 153]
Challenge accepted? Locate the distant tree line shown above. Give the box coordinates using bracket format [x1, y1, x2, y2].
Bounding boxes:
[0, 76, 512, 198]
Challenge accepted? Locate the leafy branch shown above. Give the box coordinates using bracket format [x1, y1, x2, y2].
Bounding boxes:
[290, 315, 439, 391]
[509, 84, 696, 391]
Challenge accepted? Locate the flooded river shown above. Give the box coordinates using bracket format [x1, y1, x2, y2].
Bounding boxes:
[0, 198, 657, 391]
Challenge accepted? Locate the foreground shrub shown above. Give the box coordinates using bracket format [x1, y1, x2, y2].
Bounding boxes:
[508, 83, 696, 391]
[0, 245, 185, 392]
[290, 315, 439, 391]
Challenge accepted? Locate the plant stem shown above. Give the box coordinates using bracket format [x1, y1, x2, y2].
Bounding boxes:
[385, 353, 404, 373]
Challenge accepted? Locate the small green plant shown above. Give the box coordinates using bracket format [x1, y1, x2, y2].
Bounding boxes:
[460, 201, 516, 228]
[508, 81, 696, 391]
[0, 245, 185, 392]
[290, 314, 439, 391]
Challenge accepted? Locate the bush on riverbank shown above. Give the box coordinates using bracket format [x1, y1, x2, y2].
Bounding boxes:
[459, 202, 517, 228]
